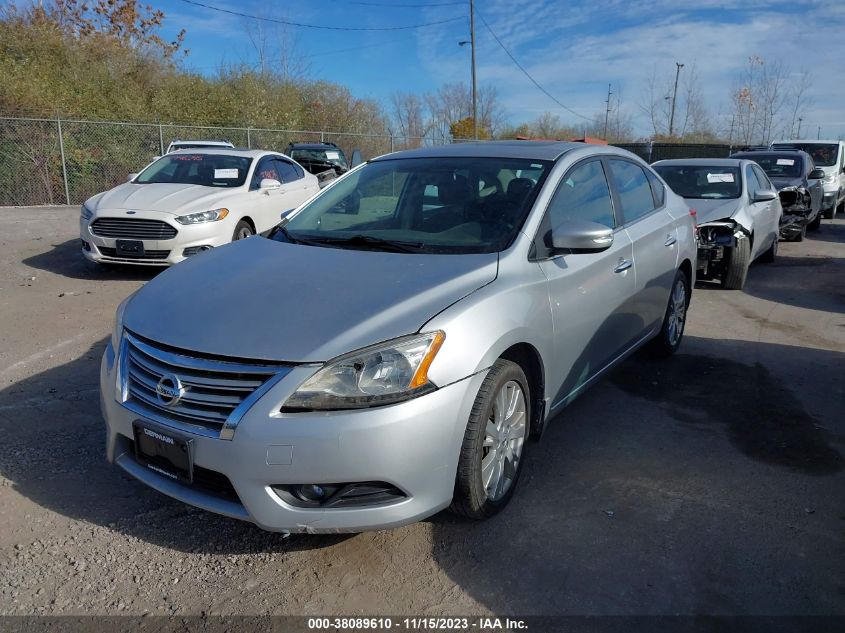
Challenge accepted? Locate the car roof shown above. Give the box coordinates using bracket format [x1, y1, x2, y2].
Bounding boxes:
[166, 148, 278, 158]
[732, 150, 809, 160]
[772, 139, 843, 145]
[288, 143, 342, 150]
[653, 158, 747, 168]
[372, 140, 591, 162]
[169, 140, 234, 146]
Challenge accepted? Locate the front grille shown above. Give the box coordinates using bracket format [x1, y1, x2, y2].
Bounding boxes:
[99, 247, 170, 260]
[91, 218, 178, 239]
[120, 332, 291, 438]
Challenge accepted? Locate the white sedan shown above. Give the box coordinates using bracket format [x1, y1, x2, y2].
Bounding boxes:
[80, 149, 320, 266]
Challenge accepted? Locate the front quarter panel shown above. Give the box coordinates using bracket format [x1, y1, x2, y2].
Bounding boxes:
[422, 236, 554, 404]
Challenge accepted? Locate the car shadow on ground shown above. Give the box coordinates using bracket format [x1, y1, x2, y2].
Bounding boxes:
[804, 217, 845, 244]
[22, 238, 163, 282]
[429, 335, 844, 616]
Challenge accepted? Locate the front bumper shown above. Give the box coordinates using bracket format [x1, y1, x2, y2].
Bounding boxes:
[80, 213, 233, 266]
[821, 191, 838, 212]
[100, 342, 487, 533]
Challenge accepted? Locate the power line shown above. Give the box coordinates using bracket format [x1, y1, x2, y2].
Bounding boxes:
[349, 1, 467, 6]
[177, 0, 465, 31]
[475, 10, 591, 121]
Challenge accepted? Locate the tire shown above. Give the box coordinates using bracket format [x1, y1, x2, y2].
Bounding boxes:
[759, 235, 778, 264]
[824, 205, 836, 220]
[232, 220, 254, 241]
[808, 211, 822, 230]
[451, 359, 530, 520]
[648, 269, 689, 357]
[722, 237, 751, 290]
[792, 222, 807, 242]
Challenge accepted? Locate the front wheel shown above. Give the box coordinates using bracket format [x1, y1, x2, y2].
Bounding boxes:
[808, 212, 822, 230]
[232, 220, 254, 241]
[721, 237, 750, 289]
[648, 270, 689, 357]
[451, 359, 530, 520]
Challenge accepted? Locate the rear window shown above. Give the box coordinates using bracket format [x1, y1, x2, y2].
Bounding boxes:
[653, 165, 742, 199]
[736, 154, 802, 178]
[772, 143, 838, 167]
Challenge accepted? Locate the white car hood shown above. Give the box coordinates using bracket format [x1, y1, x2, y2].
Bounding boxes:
[89, 182, 237, 215]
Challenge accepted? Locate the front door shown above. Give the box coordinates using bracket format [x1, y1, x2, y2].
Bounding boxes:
[536, 158, 638, 410]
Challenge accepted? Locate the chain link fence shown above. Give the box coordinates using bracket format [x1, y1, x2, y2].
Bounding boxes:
[0, 116, 447, 206]
[616, 142, 735, 163]
[0, 117, 739, 206]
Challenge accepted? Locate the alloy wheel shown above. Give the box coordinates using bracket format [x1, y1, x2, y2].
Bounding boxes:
[481, 380, 527, 501]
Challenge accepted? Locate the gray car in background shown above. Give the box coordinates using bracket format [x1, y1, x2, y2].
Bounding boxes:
[653, 158, 781, 290]
[100, 141, 697, 533]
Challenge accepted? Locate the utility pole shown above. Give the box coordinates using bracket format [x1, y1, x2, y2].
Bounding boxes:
[797, 117, 803, 137]
[603, 83, 612, 140]
[668, 62, 684, 137]
[469, 0, 478, 140]
[817, 125, 822, 140]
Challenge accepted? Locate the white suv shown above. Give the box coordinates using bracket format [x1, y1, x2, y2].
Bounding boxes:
[772, 140, 845, 219]
[166, 140, 235, 153]
[80, 149, 320, 266]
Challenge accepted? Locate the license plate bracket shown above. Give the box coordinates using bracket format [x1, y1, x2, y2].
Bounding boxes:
[132, 421, 193, 483]
[116, 239, 145, 257]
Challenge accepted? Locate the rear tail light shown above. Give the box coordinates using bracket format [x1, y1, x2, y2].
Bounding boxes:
[689, 208, 699, 238]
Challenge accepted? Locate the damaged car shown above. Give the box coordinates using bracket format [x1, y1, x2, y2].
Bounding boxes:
[286, 142, 361, 188]
[654, 158, 781, 290]
[731, 150, 824, 241]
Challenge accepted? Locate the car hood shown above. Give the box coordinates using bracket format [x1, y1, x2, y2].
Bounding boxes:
[684, 198, 744, 224]
[89, 182, 237, 214]
[769, 176, 803, 190]
[123, 238, 498, 362]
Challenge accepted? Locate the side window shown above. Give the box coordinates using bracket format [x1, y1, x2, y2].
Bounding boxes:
[645, 168, 665, 207]
[745, 166, 761, 197]
[546, 160, 615, 230]
[275, 159, 302, 183]
[251, 157, 281, 189]
[607, 159, 656, 224]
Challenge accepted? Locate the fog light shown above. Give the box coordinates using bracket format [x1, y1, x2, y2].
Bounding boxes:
[296, 484, 331, 502]
[81, 240, 91, 251]
[182, 245, 214, 257]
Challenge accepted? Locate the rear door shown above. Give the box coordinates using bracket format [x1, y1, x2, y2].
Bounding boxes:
[535, 158, 637, 407]
[748, 164, 780, 257]
[606, 157, 678, 335]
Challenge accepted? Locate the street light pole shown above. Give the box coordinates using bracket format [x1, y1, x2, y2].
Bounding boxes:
[797, 117, 803, 137]
[668, 62, 684, 137]
[469, 0, 478, 140]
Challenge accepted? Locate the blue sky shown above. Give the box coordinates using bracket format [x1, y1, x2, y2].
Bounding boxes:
[153, 0, 845, 139]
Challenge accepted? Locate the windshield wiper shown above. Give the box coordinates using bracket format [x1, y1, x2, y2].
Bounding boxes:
[301, 234, 425, 253]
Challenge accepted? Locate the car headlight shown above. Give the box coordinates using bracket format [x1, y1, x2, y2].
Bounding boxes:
[282, 331, 445, 411]
[175, 208, 229, 225]
[81, 203, 93, 221]
[823, 172, 836, 185]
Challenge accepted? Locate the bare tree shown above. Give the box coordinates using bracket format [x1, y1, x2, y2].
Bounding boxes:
[390, 92, 427, 148]
[787, 69, 813, 139]
[729, 56, 795, 145]
[242, 12, 310, 82]
[424, 82, 505, 140]
[641, 62, 712, 140]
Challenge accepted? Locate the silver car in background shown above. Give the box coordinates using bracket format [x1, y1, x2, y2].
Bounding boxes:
[100, 141, 697, 533]
[653, 158, 781, 290]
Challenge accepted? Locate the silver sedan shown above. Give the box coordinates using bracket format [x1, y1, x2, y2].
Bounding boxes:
[101, 141, 698, 532]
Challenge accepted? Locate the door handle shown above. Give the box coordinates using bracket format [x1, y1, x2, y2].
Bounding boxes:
[664, 234, 677, 247]
[614, 258, 633, 273]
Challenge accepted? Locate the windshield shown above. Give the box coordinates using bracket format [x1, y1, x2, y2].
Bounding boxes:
[274, 156, 552, 254]
[290, 149, 348, 168]
[772, 143, 838, 167]
[737, 154, 802, 179]
[135, 154, 252, 188]
[654, 165, 741, 199]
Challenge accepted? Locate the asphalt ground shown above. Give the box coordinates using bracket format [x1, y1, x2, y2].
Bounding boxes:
[0, 207, 842, 623]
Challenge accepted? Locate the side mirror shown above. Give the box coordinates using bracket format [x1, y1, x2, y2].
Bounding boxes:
[280, 208, 294, 221]
[547, 220, 614, 253]
[128, 173, 138, 181]
[753, 189, 777, 202]
[260, 178, 282, 193]
[808, 168, 825, 179]
[350, 149, 363, 168]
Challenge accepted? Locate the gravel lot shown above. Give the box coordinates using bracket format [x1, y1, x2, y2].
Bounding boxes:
[0, 207, 843, 617]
